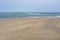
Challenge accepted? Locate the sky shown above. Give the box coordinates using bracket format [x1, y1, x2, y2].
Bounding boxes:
[0, 0, 60, 12]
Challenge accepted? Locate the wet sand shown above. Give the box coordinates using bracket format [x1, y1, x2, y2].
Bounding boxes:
[0, 18, 60, 40]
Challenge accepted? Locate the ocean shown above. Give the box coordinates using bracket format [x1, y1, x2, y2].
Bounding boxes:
[0, 12, 60, 19]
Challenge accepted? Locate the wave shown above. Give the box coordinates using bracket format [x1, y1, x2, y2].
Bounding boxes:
[56, 16, 60, 17]
[27, 13, 33, 14]
[27, 13, 41, 15]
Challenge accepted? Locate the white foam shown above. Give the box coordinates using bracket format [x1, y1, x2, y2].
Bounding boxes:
[27, 13, 33, 14]
[56, 16, 60, 17]
[33, 13, 41, 15]
[27, 13, 41, 15]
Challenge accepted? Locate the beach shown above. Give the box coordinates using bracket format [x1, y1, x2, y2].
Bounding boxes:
[0, 18, 60, 40]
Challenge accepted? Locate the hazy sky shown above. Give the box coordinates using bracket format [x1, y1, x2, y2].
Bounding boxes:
[0, 0, 60, 12]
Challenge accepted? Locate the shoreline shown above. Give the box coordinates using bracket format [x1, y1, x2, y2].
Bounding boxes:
[0, 17, 60, 20]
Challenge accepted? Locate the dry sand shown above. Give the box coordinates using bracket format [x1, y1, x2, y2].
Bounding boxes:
[0, 18, 60, 40]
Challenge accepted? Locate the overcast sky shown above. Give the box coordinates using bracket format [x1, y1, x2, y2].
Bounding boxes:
[0, 0, 60, 12]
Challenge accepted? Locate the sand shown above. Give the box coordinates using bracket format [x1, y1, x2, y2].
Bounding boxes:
[0, 18, 60, 40]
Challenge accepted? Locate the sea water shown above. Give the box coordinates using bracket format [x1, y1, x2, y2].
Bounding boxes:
[0, 12, 60, 19]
